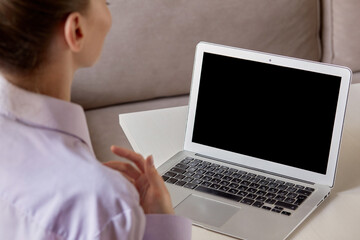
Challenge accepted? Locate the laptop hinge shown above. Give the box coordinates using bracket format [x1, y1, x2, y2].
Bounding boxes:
[195, 153, 315, 185]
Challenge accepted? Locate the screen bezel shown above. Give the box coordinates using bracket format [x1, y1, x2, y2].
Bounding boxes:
[184, 42, 352, 187]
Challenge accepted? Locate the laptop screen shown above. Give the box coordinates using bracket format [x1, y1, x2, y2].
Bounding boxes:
[192, 52, 342, 174]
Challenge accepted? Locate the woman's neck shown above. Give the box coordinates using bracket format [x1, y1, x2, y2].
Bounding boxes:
[2, 36, 76, 101]
[3, 66, 74, 101]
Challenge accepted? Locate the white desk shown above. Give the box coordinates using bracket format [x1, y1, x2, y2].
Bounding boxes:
[119, 84, 360, 240]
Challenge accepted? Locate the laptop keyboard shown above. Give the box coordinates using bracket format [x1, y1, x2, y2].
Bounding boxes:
[162, 157, 315, 216]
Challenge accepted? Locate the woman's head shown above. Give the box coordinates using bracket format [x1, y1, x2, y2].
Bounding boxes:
[0, 0, 111, 75]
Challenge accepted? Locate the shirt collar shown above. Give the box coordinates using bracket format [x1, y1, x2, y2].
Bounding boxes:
[0, 74, 94, 155]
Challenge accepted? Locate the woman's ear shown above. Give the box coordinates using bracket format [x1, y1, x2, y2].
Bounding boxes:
[64, 12, 85, 53]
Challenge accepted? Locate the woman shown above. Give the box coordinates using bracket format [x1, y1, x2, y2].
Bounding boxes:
[0, 0, 191, 239]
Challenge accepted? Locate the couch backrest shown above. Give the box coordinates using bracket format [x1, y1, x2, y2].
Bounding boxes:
[72, 0, 321, 110]
[321, 0, 360, 73]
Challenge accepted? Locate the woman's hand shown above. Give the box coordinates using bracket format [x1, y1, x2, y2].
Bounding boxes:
[103, 146, 174, 215]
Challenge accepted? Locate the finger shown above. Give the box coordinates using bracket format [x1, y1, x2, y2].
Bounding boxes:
[110, 146, 145, 173]
[103, 161, 141, 180]
[144, 155, 164, 189]
[103, 163, 136, 185]
[135, 176, 150, 199]
[119, 173, 136, 185]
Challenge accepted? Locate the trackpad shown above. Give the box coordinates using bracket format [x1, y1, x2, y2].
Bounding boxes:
[175, 194, 239, 227]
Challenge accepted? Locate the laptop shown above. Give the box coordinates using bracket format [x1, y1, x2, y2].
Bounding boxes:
[157, 42, 352, 240]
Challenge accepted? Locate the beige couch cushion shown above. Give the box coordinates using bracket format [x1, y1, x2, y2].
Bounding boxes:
[322, 0, 360, 75]
[352, 72, 360, 84]
[85, 95, 189, 162]
[72, 0, 320, 110]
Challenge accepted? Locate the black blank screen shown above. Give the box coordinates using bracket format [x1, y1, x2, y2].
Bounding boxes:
[192, 53, 341, 174]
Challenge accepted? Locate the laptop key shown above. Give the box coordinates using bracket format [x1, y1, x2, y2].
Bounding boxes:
[166, 178, 178, 184]
[175, 163, 188, 169]
[201, 181, 212, 187]
[228, 188, 238, 195]
[275, 201, 298, 210]
[305, 187, 315, 192]
[247, 188, 257, 193]
[210, 183, 221, 189]
[246, 193, 257, 199]
[232, 178, 242, 184]
[241, 198, 255, 205]
[252, 201, 264, 208]
[184, 182, 197, 189]
[278, 184, 288, 190]
[296, 189, 312, 196]
[175, 181, 187, 186]
[287, 187, 297, 193]
[171, 167, 186, 174]
[274, 206, 283, 211]
[205, 171, 215, 176]
[268, 182, 279, 188]
[272, 208, 282, 213]
[266, 178, 276, 182]
[229, 183, 239, 188]
[223, 176, 233, 181]
[174, 174, 185, 180]
[211, 178, 221, 184]
[219, 186, 230, 192]
[191, 179, 202, 185]
[232, 173, 242, 178]
[164, 171, 177, 177]
[265, 192, 276, 199]
[187, 167, 197, 172]
[220, 180, 230, 186]
[256, 196, 267, 202]
[238, 185, 248, 191]
[287, 193, 298, 199]
[281, 211, 292, 216]
[284, 198, 296, 204]
[184, 172, 194, 177]
[268, 188, 278, 194]
[214, 173, 223, 178]
[237, 191, 248, 197]
[294, 196, 307, 205]
[197, 163, 207, 169]
[195, 186, 243, 202]
[262, 206, 272, 211]
[193, 173, 202, 179]
[202, 176, 212, 181]
[256, 190, 267, 196]
[183, 177, 193, 182]
[258, 185, 269, 191]
[274, 195, 286, 201]
[180, 158, 193, 164]
[241, 180, 251, 186]
[188, 162, 199, 167]
[266, 199, 276, 205]
[259, 180, 269, 186]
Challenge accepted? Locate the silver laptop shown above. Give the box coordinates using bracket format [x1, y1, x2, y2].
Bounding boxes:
[157, 42, 352, 240]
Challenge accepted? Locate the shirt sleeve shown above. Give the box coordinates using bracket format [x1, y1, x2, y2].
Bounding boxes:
[143, 214, 192, 240]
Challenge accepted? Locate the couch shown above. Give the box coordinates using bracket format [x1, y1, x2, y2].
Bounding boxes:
[71, 0, 360, 163]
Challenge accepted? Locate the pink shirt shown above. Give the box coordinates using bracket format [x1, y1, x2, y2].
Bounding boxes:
[0, 75, 191, 240]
